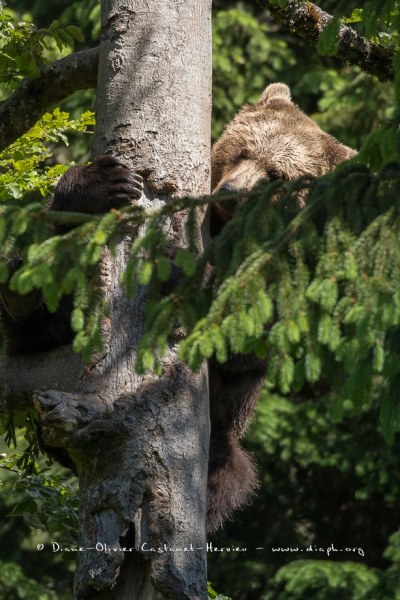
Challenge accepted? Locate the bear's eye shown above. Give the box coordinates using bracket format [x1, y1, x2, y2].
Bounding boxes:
[237, 148, 249, 161]
[267, 169, 283, 181]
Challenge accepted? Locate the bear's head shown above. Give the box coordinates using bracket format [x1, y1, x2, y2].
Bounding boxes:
[211, 83, 356, 226]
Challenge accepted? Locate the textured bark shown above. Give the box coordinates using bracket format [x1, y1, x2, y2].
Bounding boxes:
[0, 47, 99, 152]
[266, 0, 394, 82]
[34, 1, 211, 599]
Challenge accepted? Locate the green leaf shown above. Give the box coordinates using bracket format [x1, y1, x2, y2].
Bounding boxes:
[65, 25, 85, 43]
[71, 308, 85, 332]
[139, 262, 153, 286]
[174, 249, 197, 277]
[286, 320, 301, 344]
[305, 353, 322, 383]
[317, 17, 340, 56]
[279, 355, 295, 393]
[92, 230, 108, 245]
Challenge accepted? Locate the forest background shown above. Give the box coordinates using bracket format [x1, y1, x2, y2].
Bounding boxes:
[0, 0, 399, 599]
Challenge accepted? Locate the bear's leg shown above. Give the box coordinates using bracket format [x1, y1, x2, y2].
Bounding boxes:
[207, 356, 266, 530]
[0, 157, 143, 355]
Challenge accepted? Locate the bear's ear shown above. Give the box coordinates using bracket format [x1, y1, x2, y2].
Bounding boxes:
[257, 83, 292, 107]
[326, 136, 358, 169]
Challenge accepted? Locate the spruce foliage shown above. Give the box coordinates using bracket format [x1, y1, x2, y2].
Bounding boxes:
[0, 0, 399, 439]
[0, 1, 400, 598]
[3, 157, 400, 440]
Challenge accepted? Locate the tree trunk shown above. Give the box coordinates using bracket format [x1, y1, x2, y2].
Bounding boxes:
[9, 1, 211, 598]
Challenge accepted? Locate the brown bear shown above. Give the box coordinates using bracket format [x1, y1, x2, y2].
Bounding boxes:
[210, 82, 356, 229]
[0, 83, 355, 531]
[206, 82, 356, 530]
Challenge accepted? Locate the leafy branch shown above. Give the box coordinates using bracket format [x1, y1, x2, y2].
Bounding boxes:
[266, 0, 396, 82]
[0, 47, 98, 152]
[135, 162, 400, 442]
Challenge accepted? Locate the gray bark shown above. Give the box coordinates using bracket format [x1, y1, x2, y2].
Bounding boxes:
[33, 1, 211, 599]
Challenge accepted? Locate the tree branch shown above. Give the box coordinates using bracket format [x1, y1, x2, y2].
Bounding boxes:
[266, 0, 394, 82]
[0, 47, 99, 152]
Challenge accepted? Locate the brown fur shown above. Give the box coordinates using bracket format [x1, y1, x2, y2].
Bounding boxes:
[207, 83, 356, 530]
[0, 84, 355, 532]
[211, 83, 356, 224]
[212, 83, 356, 191]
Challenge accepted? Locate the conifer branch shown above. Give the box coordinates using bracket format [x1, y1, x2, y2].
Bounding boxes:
[0, 47, 99, 152]
[266, 0, 395, 82]
[192, 180, 324, 326]
[29, 193, 243, 227]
